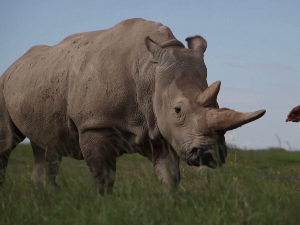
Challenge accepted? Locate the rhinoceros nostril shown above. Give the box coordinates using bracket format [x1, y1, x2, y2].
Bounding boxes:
[191, 146, 211, 155]
[191, 148, 201, 156]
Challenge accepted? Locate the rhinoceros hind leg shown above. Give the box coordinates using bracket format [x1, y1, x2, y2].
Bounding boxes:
[30, 142, 45, 187]
[45, 153, 62, 190]
[0, 151, 11, 187]
[30, 142, 61, 190]
[0, 112, 25, 187]
[79, 129, 117, 196]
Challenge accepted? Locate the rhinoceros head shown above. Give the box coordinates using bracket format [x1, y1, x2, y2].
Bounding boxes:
[145, 35, 266, 168]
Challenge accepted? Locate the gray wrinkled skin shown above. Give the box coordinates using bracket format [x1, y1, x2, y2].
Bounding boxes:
[0, 18, 265, 195]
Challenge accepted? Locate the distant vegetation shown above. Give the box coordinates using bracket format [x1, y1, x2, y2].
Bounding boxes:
[1, 144, 300, 224]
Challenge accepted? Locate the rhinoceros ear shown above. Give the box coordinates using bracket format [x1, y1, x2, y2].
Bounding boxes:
[185, 35, 207, 55]
[145, 36, 163, 63]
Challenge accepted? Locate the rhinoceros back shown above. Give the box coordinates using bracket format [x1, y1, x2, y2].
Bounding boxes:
[1, 18, 181, 148]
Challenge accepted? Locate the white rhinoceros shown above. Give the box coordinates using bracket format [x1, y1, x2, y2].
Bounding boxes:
[0, 18, 265, 195]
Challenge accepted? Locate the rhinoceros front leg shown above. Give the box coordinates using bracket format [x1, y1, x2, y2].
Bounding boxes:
[79, 130, 117, 196]
[30, 142, 62, 190]
[151, 144, 181, 191]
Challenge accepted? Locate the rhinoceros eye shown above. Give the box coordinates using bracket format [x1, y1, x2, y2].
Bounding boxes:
[174, 107, 181, 114]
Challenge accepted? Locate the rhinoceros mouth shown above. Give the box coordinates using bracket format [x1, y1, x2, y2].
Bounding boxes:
[186, 148, 218, 168]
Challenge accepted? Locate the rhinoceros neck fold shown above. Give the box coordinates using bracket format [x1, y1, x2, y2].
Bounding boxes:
[134, 56, 162, 141]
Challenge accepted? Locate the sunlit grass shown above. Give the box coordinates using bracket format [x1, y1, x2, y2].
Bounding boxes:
[1, 144, 300, 224]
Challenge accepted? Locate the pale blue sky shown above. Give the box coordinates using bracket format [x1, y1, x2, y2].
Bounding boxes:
[1, 0, 300, 150]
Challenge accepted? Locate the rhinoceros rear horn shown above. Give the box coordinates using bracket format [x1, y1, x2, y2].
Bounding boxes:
[206, 108, 266, 131]
[186, 35, 207, 55]
[197, 80, 221, 106]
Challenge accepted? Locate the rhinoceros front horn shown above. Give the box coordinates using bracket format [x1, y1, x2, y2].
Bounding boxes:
[206, 108, 266, 131]
[199, 80, 266, 130]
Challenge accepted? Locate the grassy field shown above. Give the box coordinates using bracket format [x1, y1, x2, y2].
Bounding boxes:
[1, 144, 300, 224]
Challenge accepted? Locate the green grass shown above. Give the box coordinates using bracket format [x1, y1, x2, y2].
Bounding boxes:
[1, 144, 300, 224]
